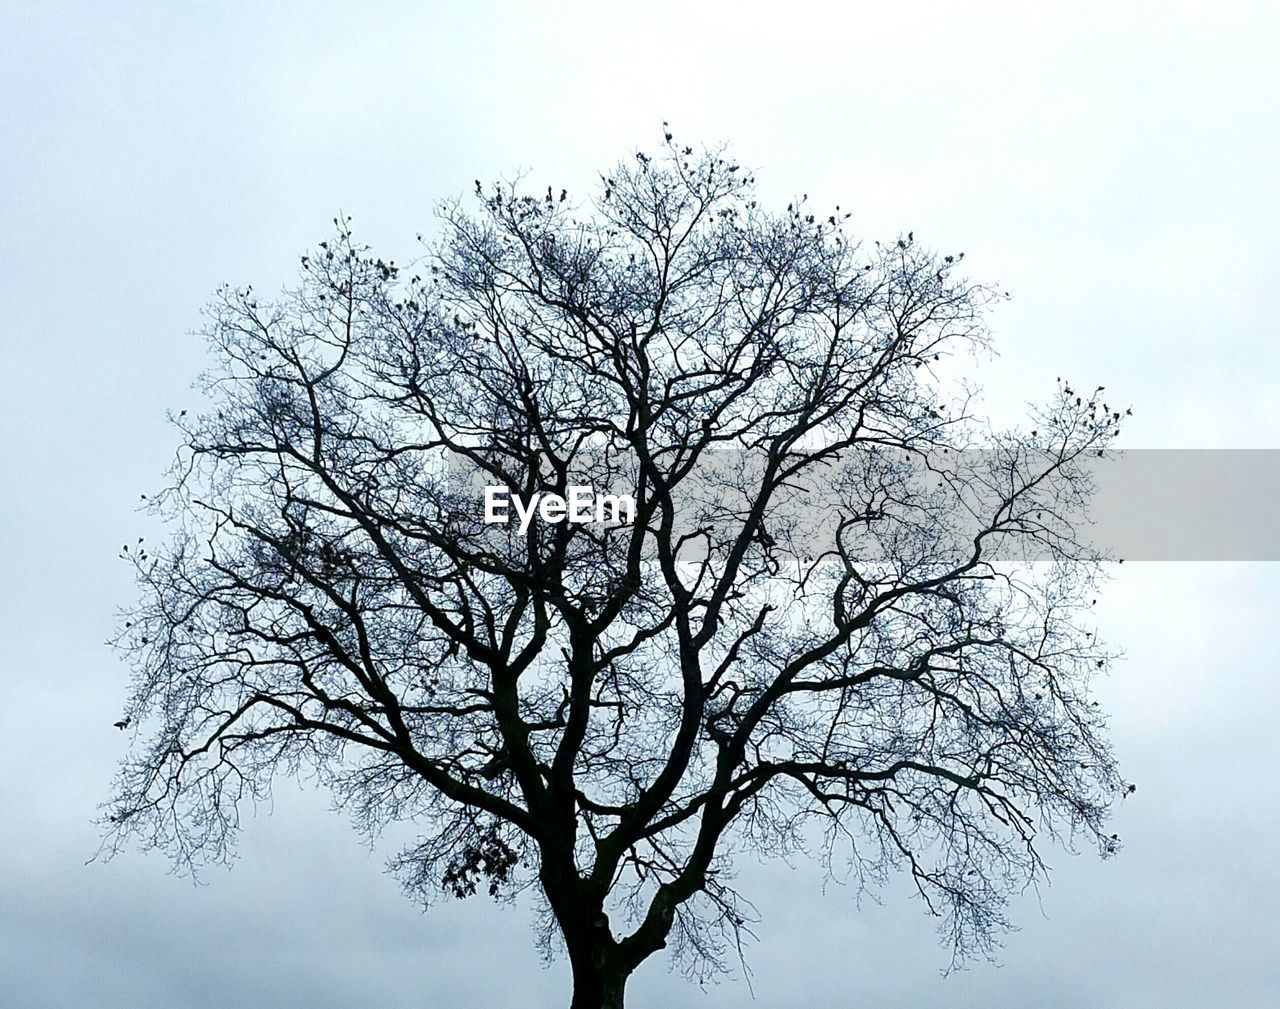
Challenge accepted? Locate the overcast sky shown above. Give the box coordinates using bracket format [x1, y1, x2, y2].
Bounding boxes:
[3, 2, 1278, 1006]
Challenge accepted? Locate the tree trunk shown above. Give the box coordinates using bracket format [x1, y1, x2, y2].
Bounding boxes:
[566, 933, 629, 1009]
[568, 966, 626, 1009]
[545, 854, 638, 1008]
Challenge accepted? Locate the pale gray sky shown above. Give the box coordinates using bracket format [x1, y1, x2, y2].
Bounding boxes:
[2, 2, 1278, 1006]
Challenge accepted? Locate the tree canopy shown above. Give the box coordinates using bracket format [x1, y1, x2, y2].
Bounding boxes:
[106, 134, 1128, 1009]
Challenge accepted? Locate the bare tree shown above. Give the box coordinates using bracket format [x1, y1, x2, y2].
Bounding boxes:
[105, 133, 1129, 1009]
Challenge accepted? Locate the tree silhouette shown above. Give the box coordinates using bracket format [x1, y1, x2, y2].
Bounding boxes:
[105, 134, 1128, 1009]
